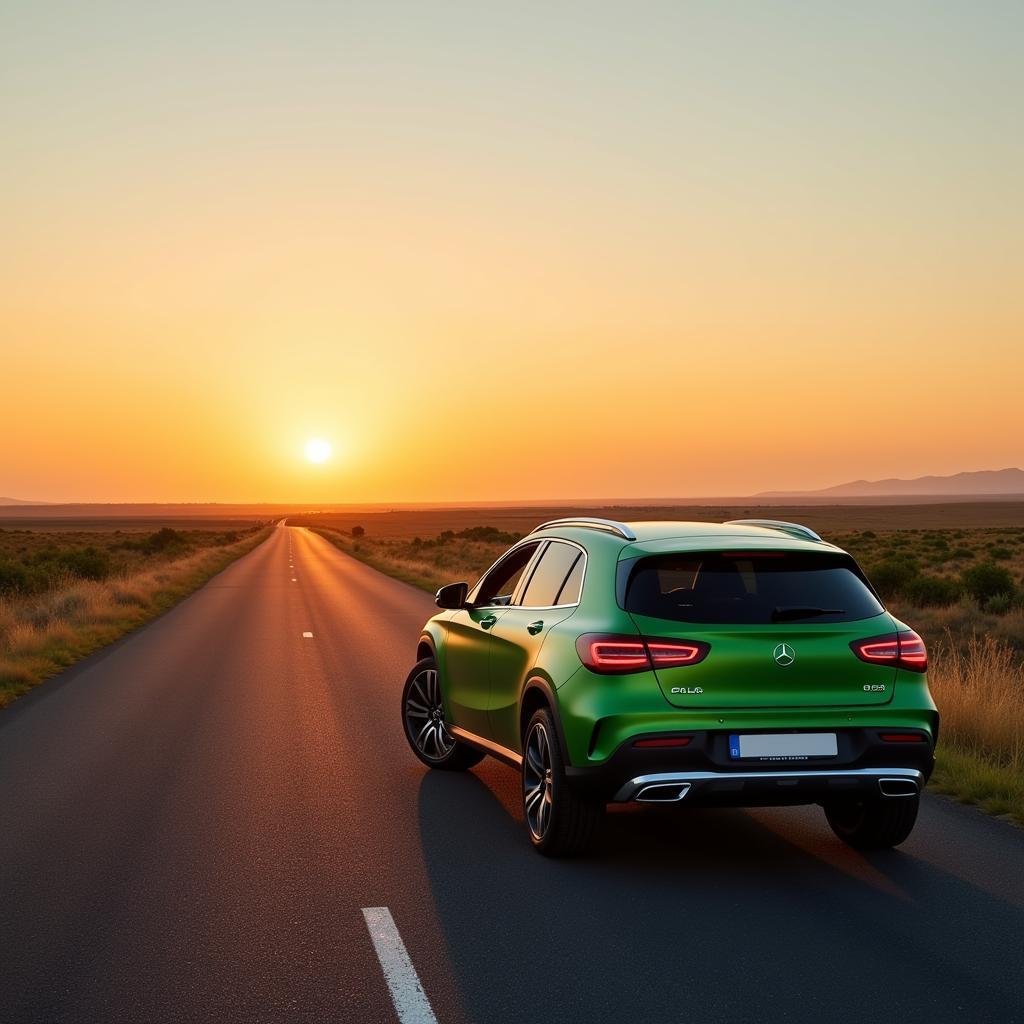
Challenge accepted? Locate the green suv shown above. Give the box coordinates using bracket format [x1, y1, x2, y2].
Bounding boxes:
[401, 518, 938, 856]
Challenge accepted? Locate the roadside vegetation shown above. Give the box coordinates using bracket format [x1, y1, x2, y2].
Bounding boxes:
[306, 520, 1024, 825]
[0, 524, 270, 708]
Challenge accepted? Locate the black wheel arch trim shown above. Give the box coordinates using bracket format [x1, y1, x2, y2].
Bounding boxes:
[416, 633, 437, 661]
[520, 677, 572, 769]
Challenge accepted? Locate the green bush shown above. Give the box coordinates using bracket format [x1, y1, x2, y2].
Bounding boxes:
[985, 594, 1014, 615]
[140, 528, 187, 556]
[904, 574, 962, 607]
[989, 546, 1012, 560]
[951, 546, 976, 560]
[960, 562, 1017, 608]
[867, 557, 920, 599]
[414, 526, 522, 549]
[56, 546, 111, 581]
[0, 560, 31, 596]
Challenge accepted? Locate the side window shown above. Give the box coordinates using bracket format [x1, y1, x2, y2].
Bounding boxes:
[555, 553, 585, 605]
[519, 542, 584, 607]
[474, 543, 541, 606]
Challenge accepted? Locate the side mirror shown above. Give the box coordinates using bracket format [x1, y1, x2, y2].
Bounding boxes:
[435, 581, 469, 609]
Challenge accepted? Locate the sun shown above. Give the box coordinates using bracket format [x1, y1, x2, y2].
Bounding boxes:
[304, 437, 332, 464]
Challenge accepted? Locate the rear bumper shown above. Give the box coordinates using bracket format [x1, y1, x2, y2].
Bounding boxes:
[612, 766, 924, 805]
[564, 726, 935, 805]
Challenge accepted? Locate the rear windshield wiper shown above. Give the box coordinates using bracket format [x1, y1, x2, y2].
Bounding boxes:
[771, 606, 845, 622]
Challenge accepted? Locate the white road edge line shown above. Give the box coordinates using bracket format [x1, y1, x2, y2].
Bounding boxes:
[361, 907, 439, 1024]
[302, 631, 313, 638]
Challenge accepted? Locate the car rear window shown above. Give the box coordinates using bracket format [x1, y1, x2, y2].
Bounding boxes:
[624, 551, 883, 624]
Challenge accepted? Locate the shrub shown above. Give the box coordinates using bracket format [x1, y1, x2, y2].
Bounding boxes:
[351, 526, 365, 538]
[56, 547, 111, 581]
[904, 574, 962, 607]
[0, 561, 31, 596]
[960, 562, 1017, 608]
[450, 526, 520, 544]
[867, 557, 920, 599]
[951, 547, 976, 560]
[140, 527, 187, 555]
[989, 546, 1012, 561]
[985, 594, 1014, 616]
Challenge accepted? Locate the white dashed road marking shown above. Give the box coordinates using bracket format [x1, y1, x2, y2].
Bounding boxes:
[302, 631, 313, 638]
[361, 907, 438, 1024]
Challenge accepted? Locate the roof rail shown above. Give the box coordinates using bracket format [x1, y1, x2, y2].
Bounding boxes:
[723, 519, 823, 543]
[533, 517, 637, 541]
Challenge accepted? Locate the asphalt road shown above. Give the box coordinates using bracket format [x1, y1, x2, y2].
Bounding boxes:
[2, 524, 1023, 1024]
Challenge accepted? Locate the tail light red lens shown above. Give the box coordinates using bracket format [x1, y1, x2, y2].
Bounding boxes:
[647, 641, 707, 667]
[576, 634, 710, 674]
[896, 630, 928, 670]
[880, 733, 926, 743]
[850, 630, 928, 673]
[579, 638, 649, 672]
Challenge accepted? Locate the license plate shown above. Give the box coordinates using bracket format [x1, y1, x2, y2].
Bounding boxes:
[728, 732, 838, 760]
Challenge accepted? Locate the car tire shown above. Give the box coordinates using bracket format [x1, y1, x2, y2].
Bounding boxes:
[402, 658, 484, 771]
[824, 794, 920, 849]
[522, 707, 604, 857]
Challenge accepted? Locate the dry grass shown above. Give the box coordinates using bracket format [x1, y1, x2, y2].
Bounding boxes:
[930, 633, 1024, 767]
[928, 633, 1024, 822]
[0, 528, 271, 708]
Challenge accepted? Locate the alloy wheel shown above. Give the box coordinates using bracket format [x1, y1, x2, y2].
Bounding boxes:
[523, 722, 554, 840]
[404, 669, 455, 761]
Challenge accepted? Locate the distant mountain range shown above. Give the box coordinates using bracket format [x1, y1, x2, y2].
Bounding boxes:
[759, 467, 1024, 498]
[0, 496, 40, 506]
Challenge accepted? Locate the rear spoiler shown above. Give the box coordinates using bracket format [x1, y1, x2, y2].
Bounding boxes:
[723, 519, 822, 543]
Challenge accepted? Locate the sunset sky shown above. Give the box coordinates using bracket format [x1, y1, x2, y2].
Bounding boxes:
[3, 2, 1021, 503]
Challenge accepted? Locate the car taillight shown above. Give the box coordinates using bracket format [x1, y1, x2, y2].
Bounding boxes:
[576, 634, 710, 674]
[578, 637, 649, 672]
[896, 630, 928, 670]
[647, 641, 707, 667]
[850, 630, 928, 673]
[880, 733, 926, 743]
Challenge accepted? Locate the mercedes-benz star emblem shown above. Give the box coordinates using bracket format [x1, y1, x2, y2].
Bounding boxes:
[773, 642, 795, 666]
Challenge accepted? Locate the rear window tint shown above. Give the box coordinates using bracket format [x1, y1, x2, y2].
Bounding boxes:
[624, 551, 883, 624]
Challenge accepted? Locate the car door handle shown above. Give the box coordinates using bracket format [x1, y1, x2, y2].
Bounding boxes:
[527, 620, 544, 635]
[479, 614, 498, 630]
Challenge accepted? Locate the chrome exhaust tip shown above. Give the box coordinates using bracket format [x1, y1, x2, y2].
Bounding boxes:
[878, 777, 918, 797]
[635, 782, 691, 803]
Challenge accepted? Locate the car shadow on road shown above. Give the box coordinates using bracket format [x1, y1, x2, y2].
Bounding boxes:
[416, 765, 1024, 1024]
